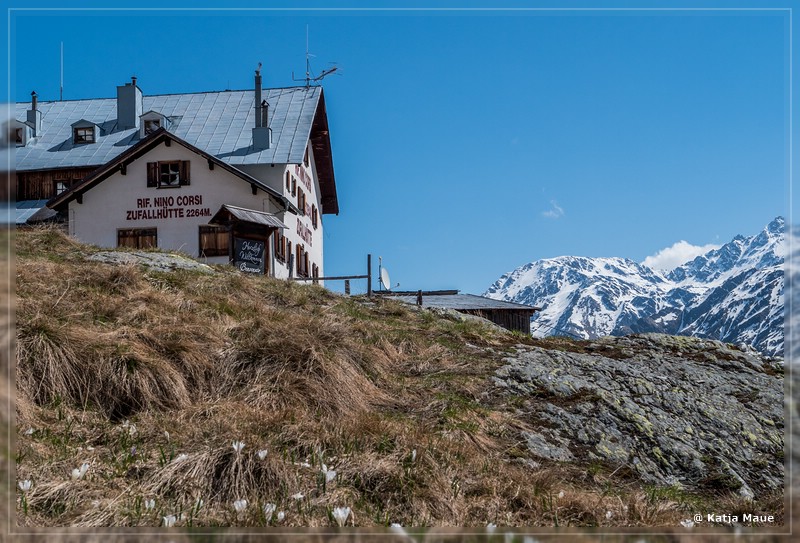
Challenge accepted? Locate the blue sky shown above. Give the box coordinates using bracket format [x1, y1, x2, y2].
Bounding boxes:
[6, 2, 794, 294]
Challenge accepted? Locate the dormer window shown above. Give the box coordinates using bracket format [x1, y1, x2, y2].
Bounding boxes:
[144, 119, 161, 134]
[71, 119, 99, 145]
[8, 120, 31, 147]
[140, 111, 168, 138]
[74, 126, 95, 144]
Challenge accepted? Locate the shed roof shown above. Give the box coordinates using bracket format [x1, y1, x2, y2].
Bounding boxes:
[386, 292, 540, 312]
[16, 199, 56, 224]
[16, 85, 338, 214]
[210, 205, 287, 230]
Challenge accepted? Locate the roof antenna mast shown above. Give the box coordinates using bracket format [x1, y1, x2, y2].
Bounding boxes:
[292, 25, 338, 87]
[60, 41, 64, 101]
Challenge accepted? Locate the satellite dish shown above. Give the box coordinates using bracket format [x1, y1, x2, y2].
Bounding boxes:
[380, 267, 392, 291]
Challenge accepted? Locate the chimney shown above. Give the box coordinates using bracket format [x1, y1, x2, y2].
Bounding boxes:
[254, 65, 262, 128]
[26, 91, 42, 136]
[252, 64, 271, 149]
[116, 76, 143, 130]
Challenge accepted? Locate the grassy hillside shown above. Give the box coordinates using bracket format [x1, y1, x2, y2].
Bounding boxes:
[13, 227, 785, 531]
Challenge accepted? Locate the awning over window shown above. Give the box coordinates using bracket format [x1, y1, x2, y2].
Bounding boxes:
[209, 204, 287, 230]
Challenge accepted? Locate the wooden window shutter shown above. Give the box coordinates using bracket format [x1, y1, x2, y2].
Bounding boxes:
[147, 162, 158, 187]
[180, 161, 191, 185]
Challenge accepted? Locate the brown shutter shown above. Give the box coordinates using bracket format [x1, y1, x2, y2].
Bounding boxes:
[180, 161, 191, 185]
[147, 162, 158, 187]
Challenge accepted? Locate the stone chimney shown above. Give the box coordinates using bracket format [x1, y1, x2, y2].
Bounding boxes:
[27, 91, 42, 136]
[117, 76, 143, 130]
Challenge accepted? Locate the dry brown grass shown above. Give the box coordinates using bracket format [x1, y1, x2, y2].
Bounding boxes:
[11, 226, 789, 533]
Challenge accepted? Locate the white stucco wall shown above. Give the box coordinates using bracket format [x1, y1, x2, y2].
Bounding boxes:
[68, 141, 286, 268]
[239, 144, 324, 280]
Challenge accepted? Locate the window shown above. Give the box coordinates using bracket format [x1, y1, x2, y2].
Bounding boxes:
[199, 225, 229, 257]
[273, 231, 287, 262]
[15, 128, 23, 146]
[312, 263, 319, 280]
[74, 126, 95, 144]
[297, 188, 306, 215]
[144, 119, 161, 135]
[291, 177, 297, 197]
[296, 245, 308, 277]
[311, 205, 318, 229]
[285, 171, 291, 191]
[54, 180, 69, 196]
[118, 228, 157, 249]
[147, 161, 190, 188]
[303, 146, 310, 167]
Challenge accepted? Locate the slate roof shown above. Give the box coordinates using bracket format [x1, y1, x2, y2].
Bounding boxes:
[15, 86, 322, 171]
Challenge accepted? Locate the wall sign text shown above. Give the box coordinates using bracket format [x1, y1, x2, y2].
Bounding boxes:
[126, 194, 211, 221]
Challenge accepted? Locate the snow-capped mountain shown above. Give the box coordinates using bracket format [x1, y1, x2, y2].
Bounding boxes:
[484, 217, 786, 357]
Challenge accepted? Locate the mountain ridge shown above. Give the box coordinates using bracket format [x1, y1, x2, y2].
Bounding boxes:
[485, 217, 785, 356]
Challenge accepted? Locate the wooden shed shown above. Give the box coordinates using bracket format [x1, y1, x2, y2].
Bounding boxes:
[380, 290, 540, 334]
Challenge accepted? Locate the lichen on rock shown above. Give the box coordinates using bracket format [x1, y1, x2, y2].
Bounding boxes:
[494, 333, 784, 499]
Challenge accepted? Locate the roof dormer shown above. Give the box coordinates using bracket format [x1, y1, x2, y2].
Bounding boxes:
[140, 110, 169, 138]
[7, 119, 32, 147]
[71, 119, 100, 145]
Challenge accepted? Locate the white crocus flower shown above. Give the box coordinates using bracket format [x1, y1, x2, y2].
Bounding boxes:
[233, 499, 248, 513]
[163, 514, 176, 527]
[257, 449, 268, 460]
[681, 519, 695, 528]
[264, 503, 276, 521]
[144, 498, 155, 511]
[71, 463, 89, 480]
[173, 453, 188, 463]
[332, 506, 351, 527]
[277, 511, 285, 522]
[321, 463, 337, 483]
[18, 480, 32, 492]
[557, 491, 565, 499]
[605, 510, 613, 520]
[411, 449, 417, 462]
[232, 441, 245, 454]
[24, 428, 34, 436]
[164, 431, 170, 442]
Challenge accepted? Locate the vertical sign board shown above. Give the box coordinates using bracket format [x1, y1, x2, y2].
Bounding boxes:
[234, 237, 265, 274]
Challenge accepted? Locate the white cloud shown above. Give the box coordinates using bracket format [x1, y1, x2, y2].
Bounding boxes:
[541, 200, 564, 219]
[642, 240, 721, 271]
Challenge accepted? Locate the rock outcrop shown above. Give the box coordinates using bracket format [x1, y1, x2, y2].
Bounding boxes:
[494, 334, 784, 500]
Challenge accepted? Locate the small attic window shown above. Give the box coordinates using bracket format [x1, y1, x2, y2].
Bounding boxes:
[140, 111, 168, 138]
[144, 119, 161, 135]
[74, 126, 95, 144]
[14, 128, 23, 146]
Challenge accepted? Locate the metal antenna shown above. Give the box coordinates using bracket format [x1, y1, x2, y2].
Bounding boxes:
[60, 42, 63, 101]
[292, 25, 338, 87]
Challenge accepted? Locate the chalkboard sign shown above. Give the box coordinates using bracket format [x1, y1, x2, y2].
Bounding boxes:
[234, 237, 265, 274]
